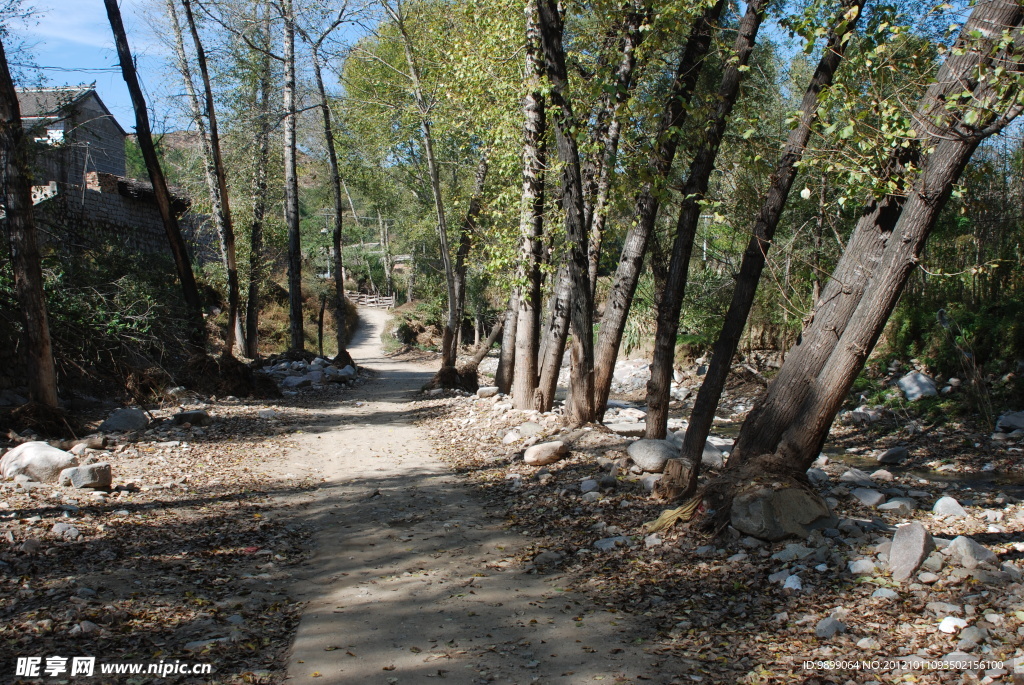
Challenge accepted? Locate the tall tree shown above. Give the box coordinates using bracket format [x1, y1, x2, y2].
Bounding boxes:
[645, 0, 768, 439]
[672, 0, 866, 495]
[104, 0, 206, 350]
[166, 0, 242, 356]
[592, 0, 725, 418]
[729, 0, 1024, 470]
[0, 35, 59, 408]
[537, 0, 595, 425]
[282, 0, 304, 352]
[511, 0, 546, 410]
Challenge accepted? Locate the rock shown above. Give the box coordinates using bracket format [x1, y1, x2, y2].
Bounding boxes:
[918, 572, 939, 584]
[848, 559, 876, 575]
[597, 473, 617, 489]
[502, 429, 522, 444]
[98, 408, 149, 432]
[532, 551, 563, 568]
[996, 410, 1024, 432]
[605, 422, 647, 437]
[806, 468, 829, 486]
[476, 386, 499, 398]
[639, 473, 662, 493]
[701, 442, 724, 469]
[938, 616, 968, 634]
[933, 496, 968, 518]
[878, 498, 916, 516]
[871, 588, 899, 599]
[783, 575, 803, 591]
[839, 468, 874, 487]
[580, 479, 599, 494]
[731, 486, 837, 541]
[815, 616, 846, 639]
[20, 538, 42, 553]
[889, 522, 935, 582]
[258, 409, 279, 419]
[594, 536, 630, 551]
[927, 601, 962, 616]
[173, 410, 212, 427]
[877, 446, 909, 465]
[897, 372, 938, 401]
[524, 441, 568, 466]
[66, 463, 112, 489]
[519, 422, 544, 438]
[851, 488, 886, 508]
[694, 545, 717, 558]
[947, 536, 997, 569]
[644, 534, 662, 549]
[771, 543, 815, 562]
[51, 522, 81, 540]
[870, 469, 894, 482]
[626, 440, 677, 473]
[857, 637, 881, 649]
[0, 442, 78, 483]
[957, 626, 986, 650]
[281, 375, 312, 389]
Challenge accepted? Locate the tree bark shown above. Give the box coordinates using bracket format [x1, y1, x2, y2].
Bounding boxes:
[245, 16, 272, 359]
[645, 0, 768, 440]
[494, 289, 519, 394]
[104, 0, 206, 350]
[283, 0, 303, 352]
[448, 154, 488, 366]
[0, 36, 59, 408]
[538, 0, 595, 425]
[730, 0, 1024, 466]
[592, 0, 725, 419]
[168, 0, 241, 357]
[677, 0, 865, 493]
[511, 0, 546, 411]
[383, 0, 458, 372]
[535, 266, 571, 411]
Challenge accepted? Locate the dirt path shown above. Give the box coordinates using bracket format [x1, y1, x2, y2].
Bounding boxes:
[282, 308, 679, 684]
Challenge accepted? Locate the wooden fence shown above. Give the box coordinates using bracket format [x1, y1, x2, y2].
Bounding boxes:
[345, 291, 396, 309]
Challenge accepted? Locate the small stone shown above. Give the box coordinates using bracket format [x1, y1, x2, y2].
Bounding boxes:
[938, 616, 967, 634]
[19, 538, 42, 553]
[258, 409, 279, 420]
[639, 474, 662, 493]
[897, 372, 938, 401]
[78, 620, 100, 634]
[644, 534, 662, 549]
[947, 535, 998, 569]
[889, 522, 935, 582]
[839, 469, 875, 487]
[476, 386, 499, 398]
[626, 440, 677, 473]
[877, 498, 915, 516]
[768, 570, 790, 584]
[870, 469, 894, 482]
[580, 479, 599, 494]
[533, 551, 563, 568]
[594, 536, 630, 551]
[927, 601, 963, 616]
[771, 543, 815, 562]
[871, 588, 898, 599]
[806, 468, 829, 486]
[918, 572, 939, 584]
[695, 545, 716, 558]
[877, 446, 909, 465]
[68, 463, 112, 489]
[98, 408, 149, 432]
[815, 616, 846, 639]
[933, 496, 968, 518]
[727, 553, 749, 563]
[857, 637, 880, 649]
[524, 441, 568, 466]
[783, 575, 802, 591]
[581, 491, 601, 502]
[851, 488, 886, 508]
[848, 559, 876, 575]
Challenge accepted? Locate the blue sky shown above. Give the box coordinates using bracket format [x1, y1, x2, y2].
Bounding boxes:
[18, 0, 161, 130]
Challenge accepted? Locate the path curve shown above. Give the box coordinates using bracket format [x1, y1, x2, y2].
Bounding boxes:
[284, 308, 678, 684]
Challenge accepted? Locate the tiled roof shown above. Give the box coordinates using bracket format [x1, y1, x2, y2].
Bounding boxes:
[15, 85, 94, 118]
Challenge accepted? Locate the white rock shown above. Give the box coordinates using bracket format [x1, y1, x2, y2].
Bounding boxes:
[524, 441, 568, 466]
[0, 442, 78, 483]
[938, 616, 968, 634]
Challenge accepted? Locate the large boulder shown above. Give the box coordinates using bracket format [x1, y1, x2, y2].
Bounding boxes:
[701, 442, 725, 469]
[889, 522, 935, 582]
[731, 485, 837, 541]
[98, 408, 149, 432]
[1, 442, 78, 483]
[626, 440, 677, 473]
[897, 372, 937, 401]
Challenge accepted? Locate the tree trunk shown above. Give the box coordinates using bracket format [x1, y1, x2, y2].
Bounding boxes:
[283, 0, 303, 352]
[730, 0, 1024, 466]
[586, 1, 647, 298]
[677, 0, 865, 494]
[449, 155, 488, 366]
[494, 289, 519, 394]
[534, 265, 571, 412]
[512, 0, 546, 411]
[645, 0, 768, 440]
[384, 0, 458, 372]
[307, 44, 350, 360]
[592, 0, 725, 419]
[104, 0, 206, 350]
[245, 18, 272, 359]
[0, 36, 59, 408]
[469, 319, 504, 368]
[167, 0, 240, 357]
[538, 0, 595, 426]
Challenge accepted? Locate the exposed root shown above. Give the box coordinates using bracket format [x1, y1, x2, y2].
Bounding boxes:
[424, 365, 479, 392]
